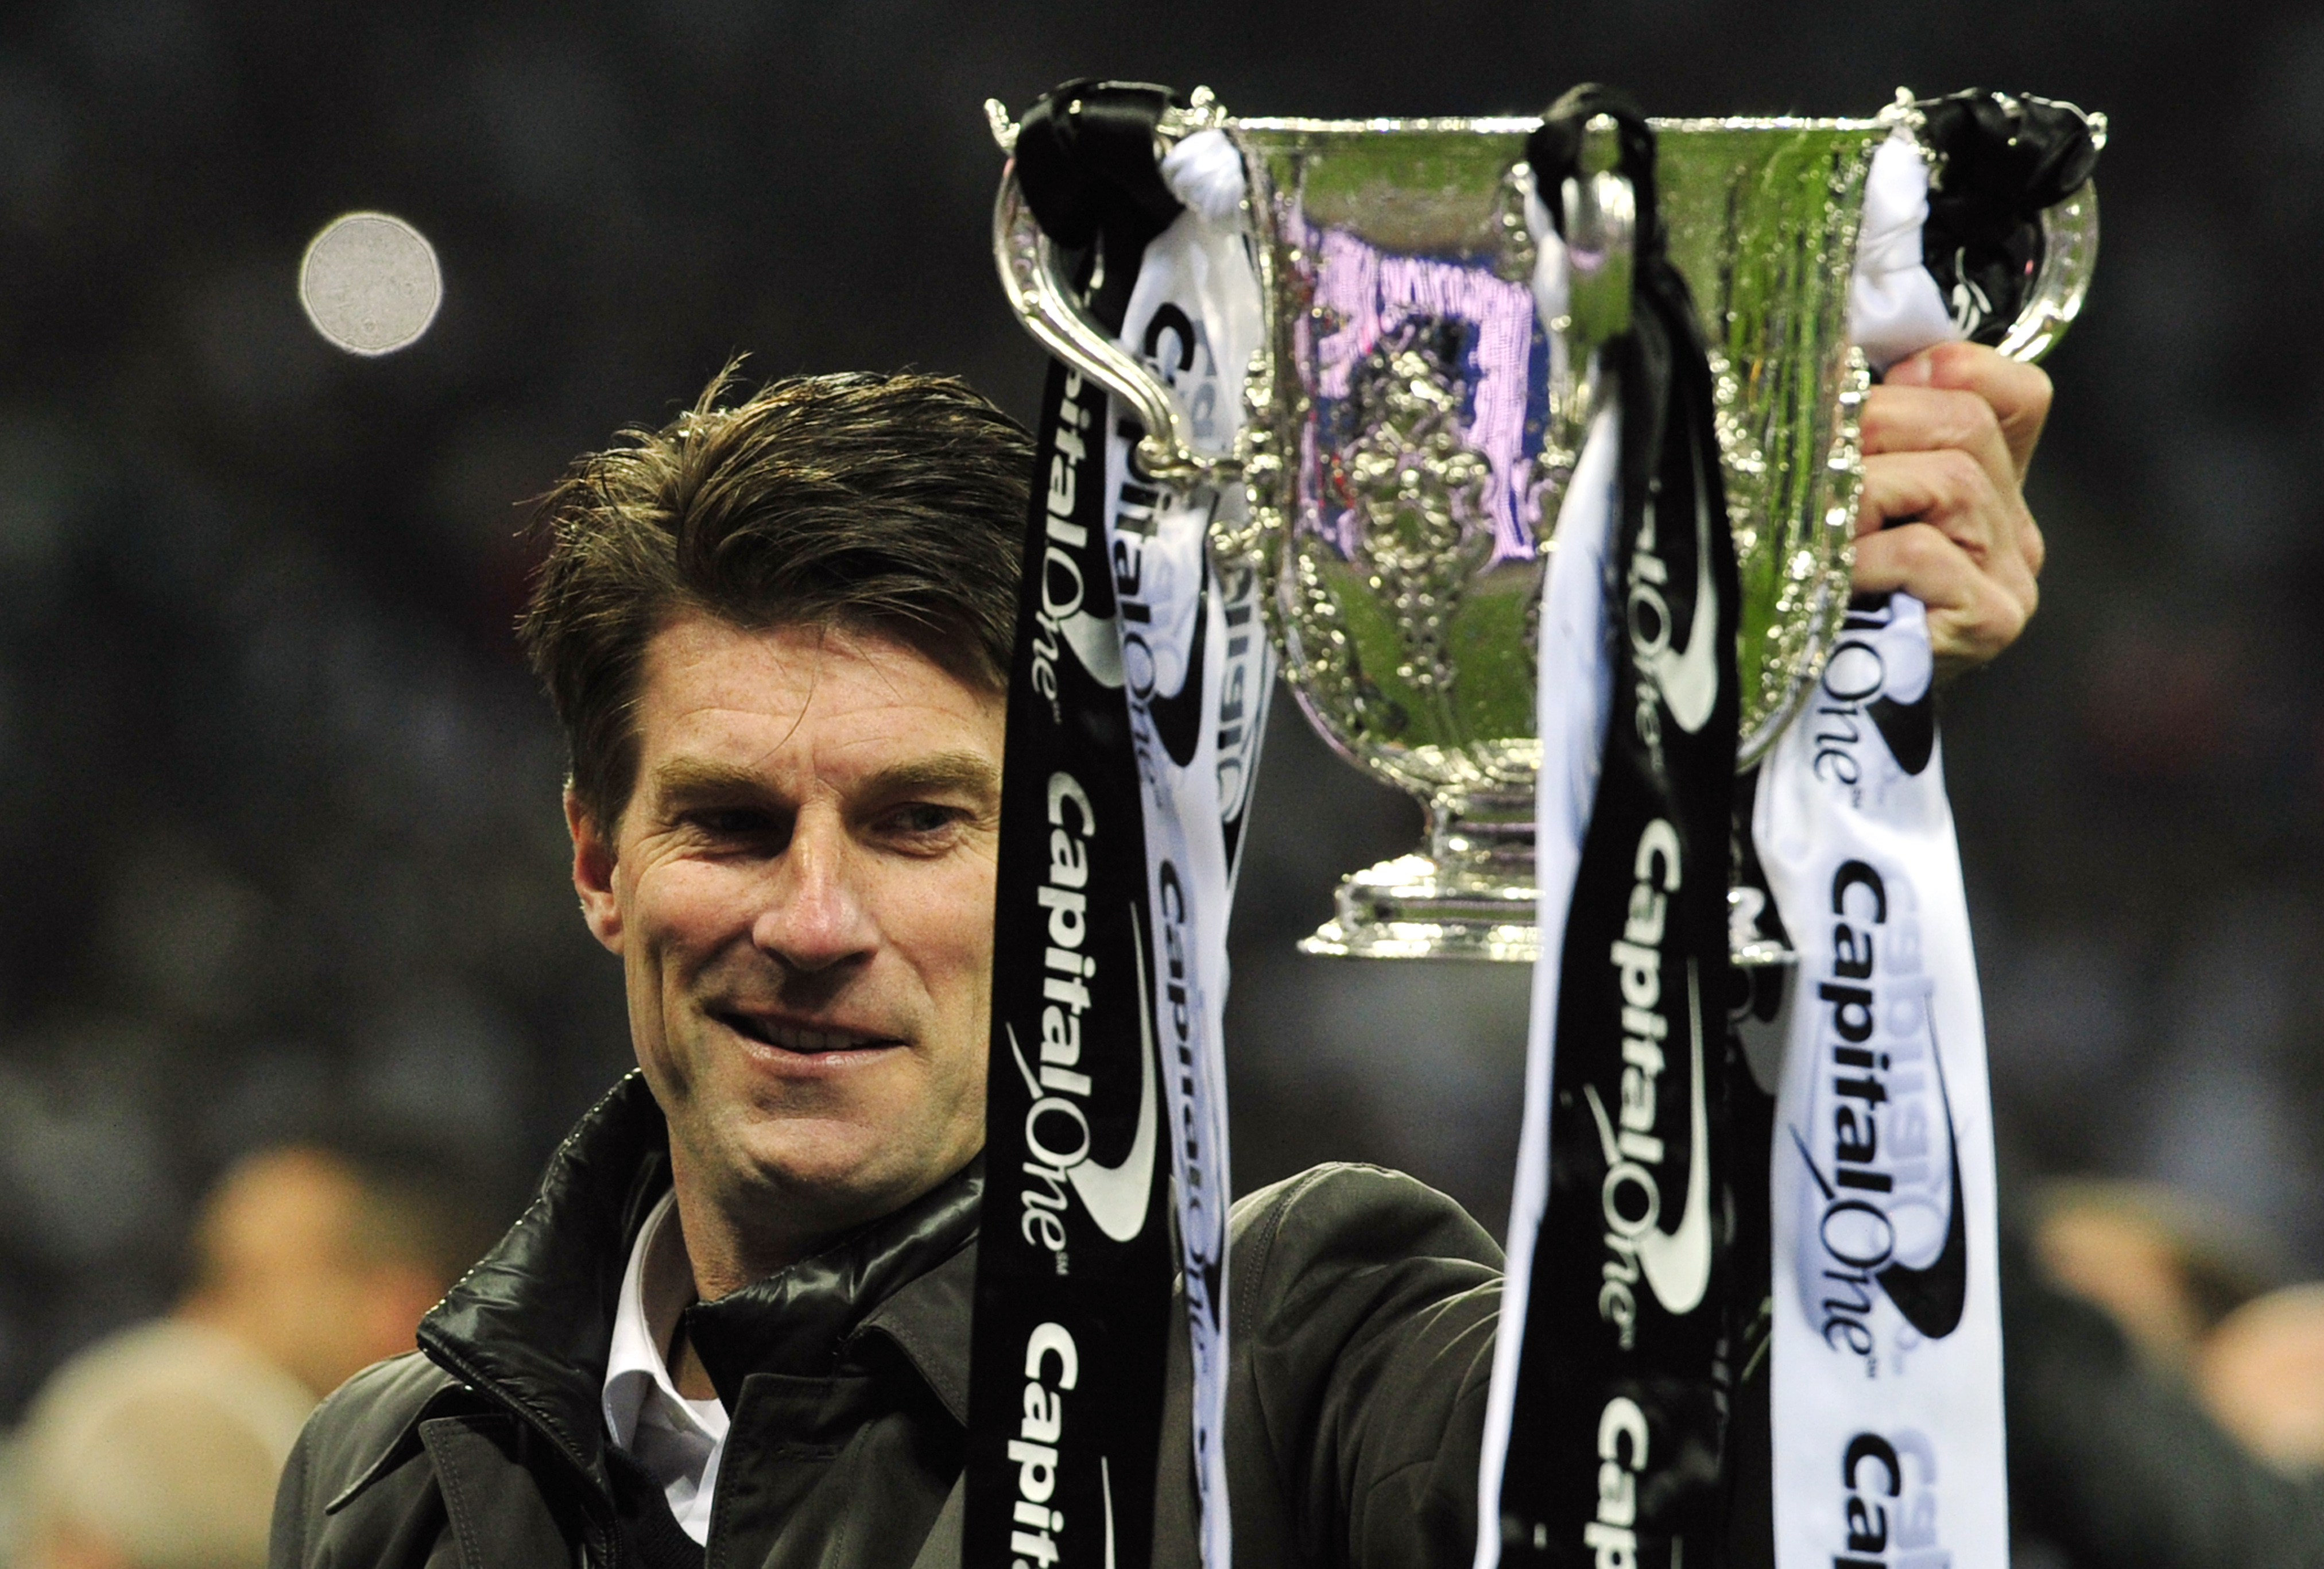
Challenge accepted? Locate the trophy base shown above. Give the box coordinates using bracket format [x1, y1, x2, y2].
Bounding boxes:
[1299, 853, 1543, 963]
[1299, 852, 1799, 967]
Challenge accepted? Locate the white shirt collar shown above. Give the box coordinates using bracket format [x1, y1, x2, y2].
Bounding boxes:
[602, 1189, 729, 1542]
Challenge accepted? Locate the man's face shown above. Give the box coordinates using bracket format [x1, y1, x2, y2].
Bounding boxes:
[569, 614, 1000, 1256]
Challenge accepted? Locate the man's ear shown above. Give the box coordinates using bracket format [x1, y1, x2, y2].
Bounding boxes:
[567, 788, 624, 954]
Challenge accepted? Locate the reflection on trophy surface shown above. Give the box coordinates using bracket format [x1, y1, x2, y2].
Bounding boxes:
[992, 94, 2100, 960]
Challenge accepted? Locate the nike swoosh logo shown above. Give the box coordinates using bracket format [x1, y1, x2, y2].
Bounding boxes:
[1867, 692, 1934, 776]
[1640, 963, 1711, 1311]
[1102, 1457, 1118, 1569]
[1876, 1040, 1967, 1336]
[1009, 904, 1159, 1245]
[1059, 609, 1125, 689]
[1140, 559, 1207, 768]
[1647, 440, 1718, 735]
[1584, 962, 1712, 1315]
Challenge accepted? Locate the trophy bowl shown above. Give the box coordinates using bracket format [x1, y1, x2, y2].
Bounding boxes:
[991, 93, 2100, 960]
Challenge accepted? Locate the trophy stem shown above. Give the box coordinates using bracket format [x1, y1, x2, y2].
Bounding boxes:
[1299, 789, 1543, 961]
[1299, 788, 1798, 967]
[1430, 787, 1535, 869]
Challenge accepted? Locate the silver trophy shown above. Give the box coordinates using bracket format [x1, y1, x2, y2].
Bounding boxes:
[988, 91, 2099, 960]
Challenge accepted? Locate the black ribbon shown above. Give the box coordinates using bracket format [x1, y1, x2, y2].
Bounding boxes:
[1915, 88, 2104, 346]
[1527, 85, 1715, 590]
[1013, 79, 1187, 332]
[1497, 86, 1742, 1568]
[963, 79, 1182, 1569]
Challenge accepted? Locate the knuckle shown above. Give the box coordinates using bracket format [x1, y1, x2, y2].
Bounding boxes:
[1857, 390, 1901, 448]
[1889, 521, 1947, 570]
[1932, 446, 1993, 507]
[1926, 408, 1994, 464]
[1955, 390, 2004, 450]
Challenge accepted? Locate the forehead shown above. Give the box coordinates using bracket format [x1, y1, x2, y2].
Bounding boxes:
[632, 613, 1003, 782]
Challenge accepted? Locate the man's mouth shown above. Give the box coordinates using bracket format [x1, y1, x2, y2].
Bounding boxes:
[716, 1012, 898, 1055]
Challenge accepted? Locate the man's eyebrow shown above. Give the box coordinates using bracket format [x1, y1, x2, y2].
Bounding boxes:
[646, 751, 1001, 806]
[861, 750, 1002, 805]
[649, 757, 772, 801]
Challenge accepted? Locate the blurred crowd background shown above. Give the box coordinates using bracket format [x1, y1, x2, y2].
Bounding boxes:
[1, 0, 2322, 1559]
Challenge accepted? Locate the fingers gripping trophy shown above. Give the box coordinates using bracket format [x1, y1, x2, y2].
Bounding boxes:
[973, 77, 2101, 1569]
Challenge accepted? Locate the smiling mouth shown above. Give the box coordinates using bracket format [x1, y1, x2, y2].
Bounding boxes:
[717, 1013, 899, 1055]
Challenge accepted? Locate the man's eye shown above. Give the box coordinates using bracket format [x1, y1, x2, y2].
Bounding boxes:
[686, 808, 780, 839]
[886, 803, 964, 838]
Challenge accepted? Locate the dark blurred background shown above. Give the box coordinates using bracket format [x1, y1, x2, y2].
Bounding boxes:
[0, 0, 2311, 1425]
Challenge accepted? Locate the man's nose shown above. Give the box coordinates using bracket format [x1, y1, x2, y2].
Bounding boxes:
[752, 810, 875, 973]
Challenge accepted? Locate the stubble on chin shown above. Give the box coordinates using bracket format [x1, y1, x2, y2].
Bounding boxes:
[679, 1069, 913, 1226]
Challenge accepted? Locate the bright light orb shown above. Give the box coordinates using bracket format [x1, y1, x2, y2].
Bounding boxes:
[299, 211, 442, 356]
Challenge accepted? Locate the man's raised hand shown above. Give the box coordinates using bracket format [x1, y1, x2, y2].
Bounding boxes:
[1853, 340, 2054, 679]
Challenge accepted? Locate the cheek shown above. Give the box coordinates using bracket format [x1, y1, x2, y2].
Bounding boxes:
[628, 858, 762, 956]
[883, 858, 998, 993]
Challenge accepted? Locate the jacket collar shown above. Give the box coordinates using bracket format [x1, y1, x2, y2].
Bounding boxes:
[681, 1155, 981, 1416]
[415, 1071, 982, 1492]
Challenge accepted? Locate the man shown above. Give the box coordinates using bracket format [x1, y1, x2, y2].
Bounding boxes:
[272, 343, 2050, 1566]
[2001, 1209, 2324, 1569]
[2028, 1178, 2279, 1372]
[13, 1145, 472, 1569]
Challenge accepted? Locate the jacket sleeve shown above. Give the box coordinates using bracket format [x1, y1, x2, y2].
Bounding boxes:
[1223, 1162, 1504, 1569]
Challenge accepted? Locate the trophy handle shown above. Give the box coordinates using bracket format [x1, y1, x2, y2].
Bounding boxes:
[1559, 119, 1637, 353]
[1996, 177, 2100, 364]
[1537, 114, 1639, 462]
[990, 159, 1233, 485]
[1904, 95, 2104, 367]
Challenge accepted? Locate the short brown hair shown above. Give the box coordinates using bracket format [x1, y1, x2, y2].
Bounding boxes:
[519, 365, 1032, 829]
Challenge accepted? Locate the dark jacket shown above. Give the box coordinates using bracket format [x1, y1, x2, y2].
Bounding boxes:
[270, 1073, 1505, 1568]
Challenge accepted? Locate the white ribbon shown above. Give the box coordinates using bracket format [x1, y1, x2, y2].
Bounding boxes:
[1757, 145, 2004, 1569]
[1473, 196, 1625, 1569]
[1103, 127, 1269, 1569]
[1474, 395, 1621, 1569]
[1847, 133, 1954, 373]
[1756, 594, 2008, 1569]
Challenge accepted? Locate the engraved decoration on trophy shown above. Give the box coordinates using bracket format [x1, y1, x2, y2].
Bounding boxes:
[987, 94, 2102, 961]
